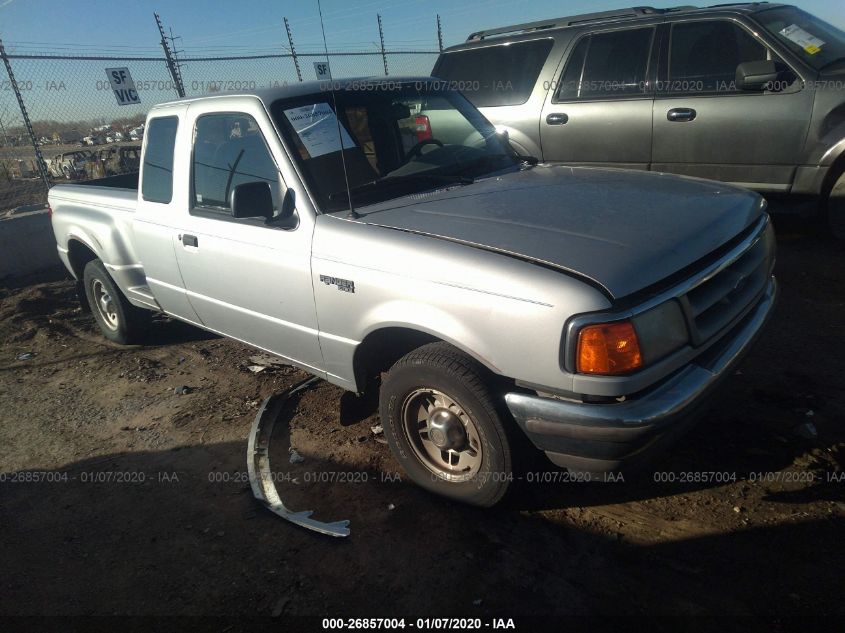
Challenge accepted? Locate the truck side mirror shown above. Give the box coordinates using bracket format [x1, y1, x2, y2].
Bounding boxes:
[736, 60, 779, 91]
[230, 182, 274, 220]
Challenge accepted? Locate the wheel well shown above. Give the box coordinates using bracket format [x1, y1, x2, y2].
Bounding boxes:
[353, 327, 440, 392]
[67, 239, 99, 279]
[822, 151, 845, 201]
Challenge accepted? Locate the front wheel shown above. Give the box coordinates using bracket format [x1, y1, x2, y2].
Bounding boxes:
[379, 342, 513, 506]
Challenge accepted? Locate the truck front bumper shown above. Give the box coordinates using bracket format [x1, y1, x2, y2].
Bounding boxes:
[505, 277, 777, 475]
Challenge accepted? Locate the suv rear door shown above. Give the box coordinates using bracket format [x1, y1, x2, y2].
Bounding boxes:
[540, 24, 658, 168]
[651, 17, 813, 191]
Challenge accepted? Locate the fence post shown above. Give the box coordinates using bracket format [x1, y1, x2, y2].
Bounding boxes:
[155, 13, 186, 98]
[0, 39, 52, 192]
[284, 18, 303, 82]
[437, 15, 444, 52]
[377, 14, 388, 76]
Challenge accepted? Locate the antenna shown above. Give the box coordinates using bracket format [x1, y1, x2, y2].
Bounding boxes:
[317, 0, 358, 219]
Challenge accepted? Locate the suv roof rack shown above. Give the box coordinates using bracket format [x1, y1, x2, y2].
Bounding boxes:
[707, 2, 769, 7]
[466, 5, 697, 41]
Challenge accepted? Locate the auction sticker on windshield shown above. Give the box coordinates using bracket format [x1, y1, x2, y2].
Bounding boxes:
[283, 103, 356, 158]
[780, 24, 826, 54]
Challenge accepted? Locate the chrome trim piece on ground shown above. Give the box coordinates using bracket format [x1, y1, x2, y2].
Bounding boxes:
[246, 376, 351, 538]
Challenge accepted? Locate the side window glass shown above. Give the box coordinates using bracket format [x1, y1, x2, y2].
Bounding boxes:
[192, 113, 281, 213]
[668, 21, 772, 93]
[141, 117, 178, 203]
[431, 39, 554, 107]
[574, 28, 653, 99]
[554, 37, 589, 101]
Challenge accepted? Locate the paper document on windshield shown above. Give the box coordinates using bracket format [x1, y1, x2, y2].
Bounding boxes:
[779, 24, 826, 55]
[283, 103, 356, 158]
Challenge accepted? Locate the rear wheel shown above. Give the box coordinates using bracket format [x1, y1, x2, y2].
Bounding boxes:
[379, 342, 513, 506]
[83, 259, 149, 344]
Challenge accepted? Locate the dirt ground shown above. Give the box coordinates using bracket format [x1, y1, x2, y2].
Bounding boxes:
[0, 216, 843, 628]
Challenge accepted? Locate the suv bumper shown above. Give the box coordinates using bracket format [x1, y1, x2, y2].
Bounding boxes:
[505, 277, 777, 475]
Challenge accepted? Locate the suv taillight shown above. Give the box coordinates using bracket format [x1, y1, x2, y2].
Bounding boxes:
[414, 115, 432, 142]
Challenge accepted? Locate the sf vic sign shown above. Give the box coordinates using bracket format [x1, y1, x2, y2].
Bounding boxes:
[105, 67, 140, 106]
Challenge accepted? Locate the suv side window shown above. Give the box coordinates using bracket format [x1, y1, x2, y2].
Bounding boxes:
[555, 28, 654, 101]
[432, 39, 554, 108]
[667, 20, 780, 93]
[192, 113, 281, 214]
[141, 116, 178, 204]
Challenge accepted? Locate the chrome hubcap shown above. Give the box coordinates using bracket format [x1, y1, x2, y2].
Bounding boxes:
[401, 388, 482, 481]
[91, 279, 119, 330]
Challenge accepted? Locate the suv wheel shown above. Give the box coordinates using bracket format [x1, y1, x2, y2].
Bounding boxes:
[826, 169, 845, 240]
[83, 259, 149, 344]
[379, 342, 513, 506]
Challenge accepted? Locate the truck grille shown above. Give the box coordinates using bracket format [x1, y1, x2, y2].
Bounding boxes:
[680, 221, 773, 346]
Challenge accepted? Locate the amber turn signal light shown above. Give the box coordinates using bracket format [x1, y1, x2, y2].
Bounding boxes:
[576, 321, 643, 375]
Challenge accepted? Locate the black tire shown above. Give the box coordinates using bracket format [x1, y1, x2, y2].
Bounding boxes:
[379, 342, 513, 507]
[825, 169, 845, 241]
[83, 259, 149, 344]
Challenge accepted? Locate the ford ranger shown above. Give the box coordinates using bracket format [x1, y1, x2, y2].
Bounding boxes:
[49, 79, 777, 506]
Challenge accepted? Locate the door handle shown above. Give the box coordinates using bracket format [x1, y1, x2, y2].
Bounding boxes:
[545, 112, 569, 125]
[181, 234, 198, 248]
[667, 108, 696, 122]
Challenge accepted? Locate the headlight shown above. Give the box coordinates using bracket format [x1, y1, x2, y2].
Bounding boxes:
[631, 299, 688, 365]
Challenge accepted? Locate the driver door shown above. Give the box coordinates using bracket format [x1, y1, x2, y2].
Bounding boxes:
[651, 19, 813, 191]
[171, 102, 324, 374]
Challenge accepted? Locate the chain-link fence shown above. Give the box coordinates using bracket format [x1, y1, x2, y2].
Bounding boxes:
[0, 47, 440, 212]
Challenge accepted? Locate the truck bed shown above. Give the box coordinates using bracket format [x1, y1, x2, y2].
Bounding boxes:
[76, 172, 139, 190]
[49, 173, 138, 213]
[49, 172, 151, 309]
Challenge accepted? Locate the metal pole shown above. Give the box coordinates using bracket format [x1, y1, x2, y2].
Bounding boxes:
[154, 13, 186, 98]
[437, 14, 443, 53]
[284, 17, 303, 82]
[0, 39, 51, 191]
[377, 14, 388, 76]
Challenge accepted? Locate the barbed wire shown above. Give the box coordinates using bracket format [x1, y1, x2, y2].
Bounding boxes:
[0, 42, 440, 212]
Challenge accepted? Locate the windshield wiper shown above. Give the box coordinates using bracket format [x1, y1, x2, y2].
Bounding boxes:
[452, 152, 535, 177]
[328, 172, 473, 201]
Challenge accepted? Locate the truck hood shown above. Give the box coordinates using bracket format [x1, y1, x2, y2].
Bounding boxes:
[348, 165, 763, 299]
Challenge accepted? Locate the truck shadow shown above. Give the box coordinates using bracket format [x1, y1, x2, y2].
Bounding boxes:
[143, 314, 220, 346]
[1, 435, 841, 619]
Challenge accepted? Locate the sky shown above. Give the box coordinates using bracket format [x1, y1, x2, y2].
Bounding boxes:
[0, 0, 843, 126]
[1, 0, 843, 56]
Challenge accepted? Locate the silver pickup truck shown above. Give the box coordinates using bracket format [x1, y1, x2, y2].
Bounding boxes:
[50, 79, 777, 506]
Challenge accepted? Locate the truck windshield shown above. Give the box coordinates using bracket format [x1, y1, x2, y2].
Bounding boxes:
[271, 83, 521, 213]
[754, 6, 845, 72]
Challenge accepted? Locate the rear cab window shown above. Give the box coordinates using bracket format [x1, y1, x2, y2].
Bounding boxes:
[432, 39, 554, 107]
[141, 116, 178, 204]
